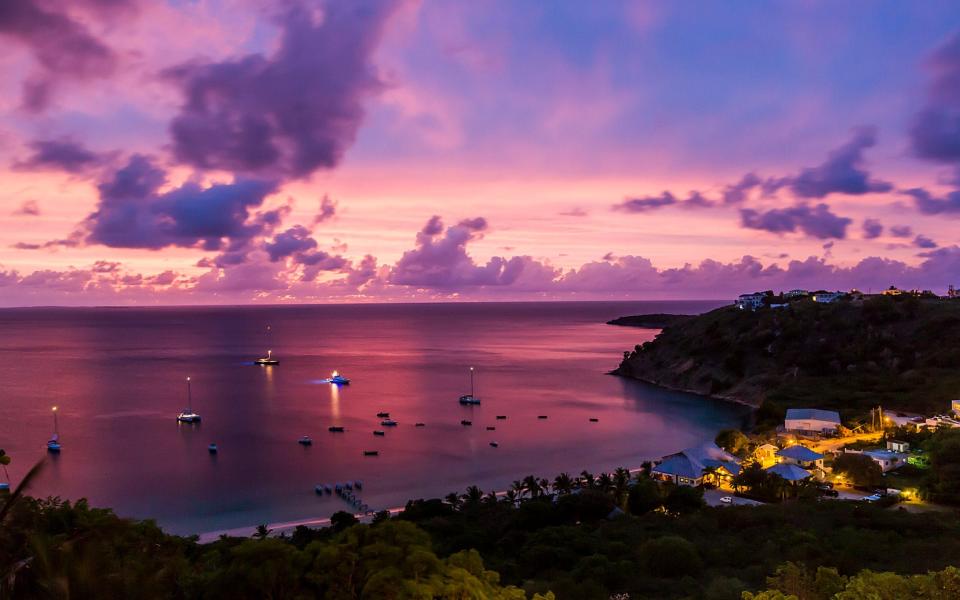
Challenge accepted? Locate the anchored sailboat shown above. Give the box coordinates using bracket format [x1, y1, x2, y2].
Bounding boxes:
[458, 366, 481, 405]
[47, 406, 61, 453]
[255, 349, 279, 366]
[177, 377, 201, 423]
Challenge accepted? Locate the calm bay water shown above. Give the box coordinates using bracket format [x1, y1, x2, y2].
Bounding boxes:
[0, 301, 746, 535]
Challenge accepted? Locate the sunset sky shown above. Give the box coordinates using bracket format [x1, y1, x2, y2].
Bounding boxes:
[2, 0, 960, 305]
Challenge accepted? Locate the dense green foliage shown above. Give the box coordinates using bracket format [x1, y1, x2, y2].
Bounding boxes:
[617, 296, 960, 418]
[743, 563, 960, 600]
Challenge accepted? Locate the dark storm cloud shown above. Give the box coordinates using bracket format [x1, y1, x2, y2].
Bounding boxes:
[85, 155, 278, 250]
[165, 0, 399, 178]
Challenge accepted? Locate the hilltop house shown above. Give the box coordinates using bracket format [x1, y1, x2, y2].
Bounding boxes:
[651, 442, 742, 487]
[765, 462, 813, 482]
[887, 440, 910, 453]
[811, 291, 844, 303]
[784, 289, 809, 299]
[735, 292, 767, 311]
[776, 445, 825, 472]
[784, 408, 841, 436]
[752, 443, 780, 468]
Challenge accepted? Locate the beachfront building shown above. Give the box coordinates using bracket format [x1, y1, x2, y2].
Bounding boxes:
[784, 289, 809, 299]
[776, 445, 825, 470]
[651, 442, 742, 487]
[845, 448, 907, 473]
[784, 408, 841, 436]
[753, 443, 780, 468]
[736, 292, 767, 311]
[887, 440, 910, 453]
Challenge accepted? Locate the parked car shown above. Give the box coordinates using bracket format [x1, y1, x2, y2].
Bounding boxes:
[720, 496, 733, 504]
[862, 494, 883, 502]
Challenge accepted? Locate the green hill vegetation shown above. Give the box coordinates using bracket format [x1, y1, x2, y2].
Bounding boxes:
[615, 295, 960, 421]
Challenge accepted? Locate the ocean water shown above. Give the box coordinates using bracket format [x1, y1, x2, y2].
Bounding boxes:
[0, 301, 747, 535]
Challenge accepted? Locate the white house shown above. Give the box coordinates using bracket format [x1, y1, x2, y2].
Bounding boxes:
[887, 440, 910, 453]
[846, 449, 907, 473]
[651, 442, 742, 487]
[811, 291, 844, 303]
[784, 289, 809, 299]
[776, 445, 825, 470]
[784, 408, 841, 436]
[736, 293, 767, 311]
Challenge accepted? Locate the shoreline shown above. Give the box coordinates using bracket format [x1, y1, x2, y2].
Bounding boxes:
[608, 369, 760, 410]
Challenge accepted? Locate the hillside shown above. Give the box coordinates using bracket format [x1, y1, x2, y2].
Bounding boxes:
[606, 313, 694, 328]
[614, 295, 960, 420]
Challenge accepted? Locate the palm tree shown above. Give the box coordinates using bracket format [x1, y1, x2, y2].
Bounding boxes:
[503, 489, 518, 506]
[553, 472, 574, 495]
[461, 485, 484, 505]
[510, 479, 527, 501]
[445, 491, 462, 510]
[523, 475, 542, 498]
[613, 468, 631, 504]
[596, 472, 614, 494]
[579, 470, 595, 490]
[254, 524, 272, 539]
[483, 490, 499, 505]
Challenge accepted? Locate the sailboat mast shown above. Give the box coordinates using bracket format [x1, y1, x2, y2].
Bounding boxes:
[52, 406, 59, 435]
[470, 367, 475, 397]
[187, 377, 192, 412]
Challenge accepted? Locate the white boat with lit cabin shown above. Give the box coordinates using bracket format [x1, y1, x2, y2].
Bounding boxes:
[176, 377, 201, 423]
[458, 366, 481, 405]
[255, 350, 279, 365]
[325, 370, 350, 385]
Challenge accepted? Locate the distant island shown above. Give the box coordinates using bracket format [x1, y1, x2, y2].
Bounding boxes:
[613, 288, 960, 422]
[606, 313, 694, 328]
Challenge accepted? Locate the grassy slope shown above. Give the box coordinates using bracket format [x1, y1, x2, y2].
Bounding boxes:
[616, 295, 960, 419]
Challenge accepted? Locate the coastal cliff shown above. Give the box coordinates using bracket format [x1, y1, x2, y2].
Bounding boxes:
[614, 295, 960, 417]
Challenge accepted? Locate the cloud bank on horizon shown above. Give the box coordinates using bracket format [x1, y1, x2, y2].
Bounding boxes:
[1, 0, 960, 305]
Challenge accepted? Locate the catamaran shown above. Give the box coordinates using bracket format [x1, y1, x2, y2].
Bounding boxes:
[46, 406, 61, 453]
[176, 377, 201, 423]
[458, 366, 481, 405]
[255, 350, 279, 365]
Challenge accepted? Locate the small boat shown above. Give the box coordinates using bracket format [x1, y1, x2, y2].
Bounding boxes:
[489, 441, 499, 448]
[589, 418, 599, 423]
[381, 419, 397, 427]
[298, 436, 313, 446]
[486, 426, 496, 431]
[47, 407, 62, 453]
[0, 483, 9, 492]
[537, 415, 548, 419]
[315, 485, 325, 495]
[255, 350, 279, 366]
[415, 422, 426, 427]
[373, 430, 386, 436]
[345, 482, 353, 490]
[376, 412, 390, 418]
[335, 483, 343, 492]
[208, 443, 218, 454]
[325, 484, 332, 494]
[176, 377, 201, 423]
[496, 415, 507, 420]
[458, 367, 481, 404]
[328, 426, 345, 433]
[354, 480, 363, 489]
[363, 450, 379, 456]
[461, 419, 472, 426]
[326, 371, 350, 385]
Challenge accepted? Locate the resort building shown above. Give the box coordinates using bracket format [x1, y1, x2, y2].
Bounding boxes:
[887, 440, 910, 453]
[752, 443, 780, 468]
[811, 291, 844, 303]
[776, 445, 825, 470]
[651, 442, 742, 487]
[784, 408, 841, 436]
[784, 289, 809, 299]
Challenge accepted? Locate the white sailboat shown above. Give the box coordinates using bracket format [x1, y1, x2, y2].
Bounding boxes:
[177, 377, 201, 423]
[458, 366, 481, 405]
[255, 349, 279, 365]
[46, 406, 61, 453]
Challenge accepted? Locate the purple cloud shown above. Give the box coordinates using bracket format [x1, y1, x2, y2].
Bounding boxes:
[862, 218, 883, 239]
[165, 0, 399, 178]
[721, 173, 762, 204]
[614, 191, 713, 213]
[389, 216, 547, 287]
[0, 0, 120, 111]
[14, 138, 106, 173]
[787, 127, 892, 198]
[313, 196, 337, 224]
[739, 203, 852, 239]
[264, 225, 317, 261]
[890, 224, 913, 238]
[914, 234, 938, 249]
[910, 32, 960, 163]
[85, 155, 278, 250]
[901, 187, 960, 215]
[13, 200, 40, 216]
